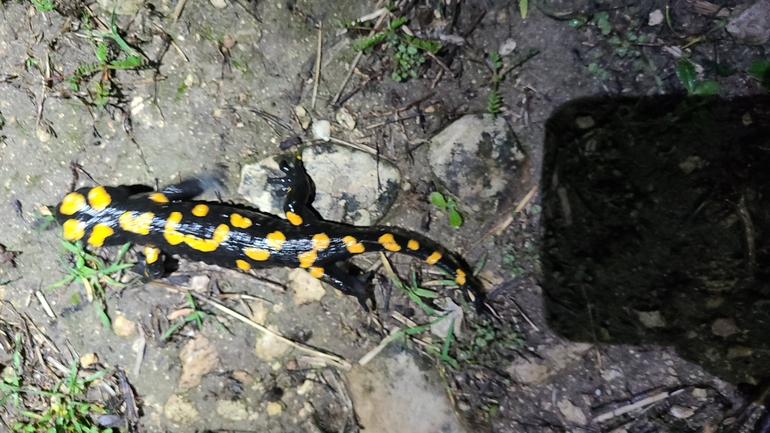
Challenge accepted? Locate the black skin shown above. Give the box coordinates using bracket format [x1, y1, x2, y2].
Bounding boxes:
[54, 156, 486, 312]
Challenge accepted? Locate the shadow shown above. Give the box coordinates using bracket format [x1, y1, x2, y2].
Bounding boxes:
[540, 95, 770, 386]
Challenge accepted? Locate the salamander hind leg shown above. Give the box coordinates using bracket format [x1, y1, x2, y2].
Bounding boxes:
[268, 154, 319, 226]
[310, 264, 374, 311]
[133, 246, 166, 281]
[152, 174, 224, 203]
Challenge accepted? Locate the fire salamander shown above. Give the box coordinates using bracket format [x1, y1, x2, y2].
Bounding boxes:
[54, 156, 484, 311]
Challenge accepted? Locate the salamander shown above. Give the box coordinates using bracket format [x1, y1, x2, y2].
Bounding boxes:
[54, 156, 485, 311]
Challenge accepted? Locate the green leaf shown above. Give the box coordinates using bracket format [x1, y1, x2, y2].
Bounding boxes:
[448, 207, 463, 228]
[519, 0, 528, 19]
[594, 11, 611, 35]
[692, 80, 719, 95]
[429, 191, 447, 208]
[747, 59, 770, 88]
[676, 60, 697, 93]
[412, 287, 439, 298]
[110, 55, 142, 70]
[95, 43, 108, 63]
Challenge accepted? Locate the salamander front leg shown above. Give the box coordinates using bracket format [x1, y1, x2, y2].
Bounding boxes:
[268, 155, 319, 226]
[133, 245, 166, 281]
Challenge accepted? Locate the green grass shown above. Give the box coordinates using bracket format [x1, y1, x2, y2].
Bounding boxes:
[429, 191, 463, 228]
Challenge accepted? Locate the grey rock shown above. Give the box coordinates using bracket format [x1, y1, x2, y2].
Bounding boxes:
[429, 114, 526, 216]
[726, 0, 770, 45]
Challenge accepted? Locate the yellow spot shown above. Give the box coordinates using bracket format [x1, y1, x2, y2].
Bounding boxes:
[87, 223, 114, 247]
[286, 211, 303, 226]
[298, 250, 317, 268]
[455, 269, 467, 285]
[426, 251, 442, 265]
[191, 204, 209, 217]
[185, 224, 230, 252]
[342, 235, 365, 254]
[120, 211, 155, 235]
[266, 231, 286, 250]
[308, 266, 325, 278]
[149, 193, 169, 204]
[230, 213, 252, 229]
[59, 193, 87, 215]
[236, 259, 251, 270]
[144, 246, 160, 264]
[87, 186, 112, 211]
[312, 233, 330, 251]
[407, 239, 420, 250]
[244, 247, 270, 261]
[378, 233, 401, 252]
[163, 212, 185, 245]
[62, 219, 85, 241]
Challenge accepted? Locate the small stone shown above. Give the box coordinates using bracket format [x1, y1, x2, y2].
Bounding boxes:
[648, 9, 664, 26]
[636, 310, 666, 328]
[80, 353, 98, 368]
[727, 346, 753, 359]
[335, 107, 357, 130]
[499, 38, 517, 55]
[430, 298, 463, 339]
[36, 127, 52, 143]
[288, 269, 326, 305]
[312, 120, 331, 141]
[557, 398, 587, 425]
[670, 405, 695, 419]
[295, 106, 311, 130]
[711, 318, 739, 337]
[601, 369, 623, 381]
[232, 370, 255, 386]
[178, 335, 220, 392]
[255, 326, 291, 360]
[113, 315, 136, 338]
[164, 395, 200, 423]
[210, 0, 228, 9]
[575, 116, 595, 129]
[297, 380, 314, 395]
[267, 401, 284, 416]
[189, 275, 210, 291]
[692, 388, 708, 399]
[217, 400, 248, 420]
[249, 301, 268, 326]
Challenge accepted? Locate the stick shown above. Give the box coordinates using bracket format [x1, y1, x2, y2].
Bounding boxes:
[36, 291, 56, 319]
[311, 22, 322, 110]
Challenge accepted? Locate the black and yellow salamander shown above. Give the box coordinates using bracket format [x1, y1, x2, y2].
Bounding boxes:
[54, 156, 485, 311]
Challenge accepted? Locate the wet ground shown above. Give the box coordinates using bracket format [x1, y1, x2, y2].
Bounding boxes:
[0, 0, 769, 431]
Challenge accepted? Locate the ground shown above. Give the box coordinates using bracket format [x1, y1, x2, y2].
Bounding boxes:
[0, 0, 768, 432]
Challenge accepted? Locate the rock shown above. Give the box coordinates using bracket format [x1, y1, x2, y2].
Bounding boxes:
[347, 351, 468, 433]
[429, 114, 526, 217]
[267, 401, 284, 415]
[288, 268, 326, 305]
[670, 405, 695, 419]
[164, 394, 200, 424]
[217, 400, 248, 420]
[297, 380, 314, 395]
[249, 301, 268, 326]
[178, 335, 219, 392]
[335, 107, 357, 130]
[96, 0, 143, 14]
[295, 106, 311, 130]
[80, 353, 98, 368]
[648, 9, 664, 26]
[727, 346, 753, 359]
[255, 326, 291, 360]
[430, 298, 463, 339]
[726, 0, 770, 45]
[506, 342, 592, 385]
[113, 315, 136, 338]
[692, 388, 708, 399]
[557, 398, 587, 426]
[636, 310, 666, 328]
[711, 318, 739, 337]
[210, 0, 228, 9]
[499, 38, 517, 55]
[239, 146, 400, 226]
[575, 115, 595, 129]
[312, 120, 331, 141]
[232, 370, 255, 386]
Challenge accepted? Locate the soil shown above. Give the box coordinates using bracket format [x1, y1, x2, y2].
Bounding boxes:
[0, 0, 768, 432]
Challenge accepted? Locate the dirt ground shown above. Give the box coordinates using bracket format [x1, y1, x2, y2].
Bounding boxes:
[0, 0, 768, 432]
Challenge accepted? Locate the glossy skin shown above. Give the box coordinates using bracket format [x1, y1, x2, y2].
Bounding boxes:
[54, 157, 485, 311]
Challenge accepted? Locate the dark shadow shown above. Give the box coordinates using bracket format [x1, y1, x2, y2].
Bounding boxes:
[540, 95, 770, 386]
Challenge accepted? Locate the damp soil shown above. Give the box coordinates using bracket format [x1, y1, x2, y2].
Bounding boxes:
[0, 0, 769, 432]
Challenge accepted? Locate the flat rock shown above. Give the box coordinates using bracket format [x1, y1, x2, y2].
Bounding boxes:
[238, 145, 400, 226]
[217, 400, 249, 420]
[429, 114, 526, 216]
[506, 342, 592, 385]
[726, 0, 770, 45]
[164, 394, 200, 424]
[178, 335, 219, 392]
[288, 268, 327, 305]
[255, 326, 291, 360]
[347, 351, 468, 433]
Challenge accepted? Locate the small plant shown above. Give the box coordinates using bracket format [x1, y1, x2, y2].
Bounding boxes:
[30, 0, 54, 12]
[430, 191, 463, 228]
[389, 269, 439, 316]
[352, 16, 441, 82]
[676, 59, 719, 95]
[424, 318, 459, 369]
[50, 240, 134, 330]
[487, 51, 504, 116]
[747, 59, 770, 90]
[1, 335, 113, 432]
[162, 293, 223, 340]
